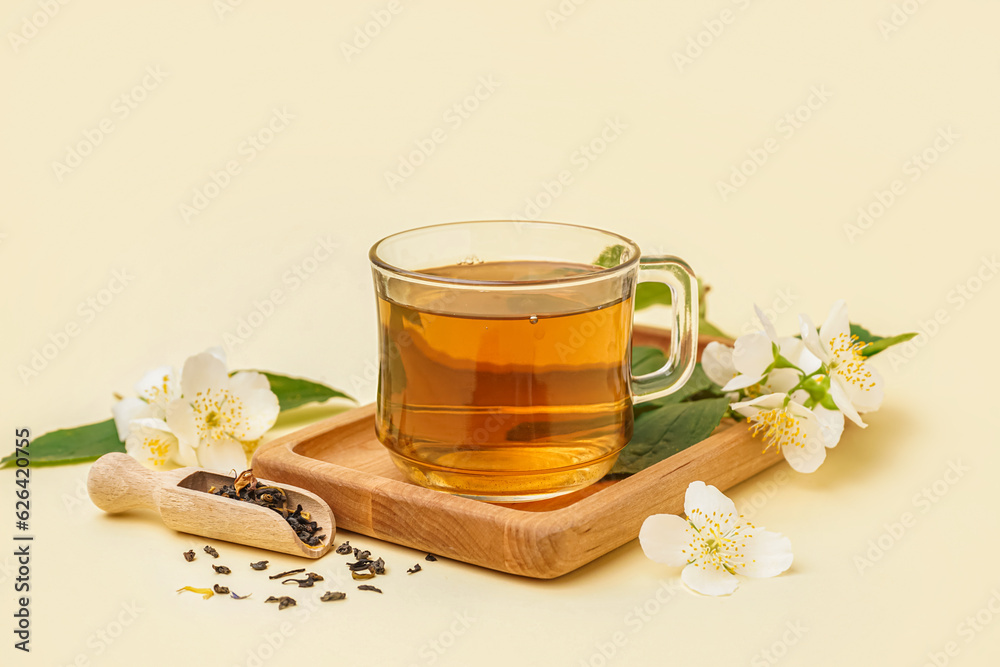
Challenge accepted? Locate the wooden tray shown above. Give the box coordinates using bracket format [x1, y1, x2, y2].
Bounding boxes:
[252, 327, 782, 579]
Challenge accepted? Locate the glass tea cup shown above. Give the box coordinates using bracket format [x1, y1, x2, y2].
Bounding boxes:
[369, 220, 697, 502]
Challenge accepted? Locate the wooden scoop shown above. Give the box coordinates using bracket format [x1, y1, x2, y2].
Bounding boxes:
[88, 452, 335, 558]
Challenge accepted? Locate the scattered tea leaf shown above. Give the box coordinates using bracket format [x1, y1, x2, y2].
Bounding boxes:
[213, 584, 230, 595]
[213, 565, 231, 575]
[204, 546, 219, 558]
[407, 564, 422, 575]
[250, 560, 269, 571]
[335, 541, 353, 555]
[283, 578, 315, 588]
[182, 550, 196, 562]
[305, 572, 324, 582]
[353, 548, 371, 560]
[269, 568, 305, 580]
[425, 554, 438, 562]
[264, 595, 297, 610]
[357, 585, 382, 594]
[321, 591, 347, 602]
[177, 586, 214, 600]
[372, 557, 386, 575]
[348, 560, 374, 571]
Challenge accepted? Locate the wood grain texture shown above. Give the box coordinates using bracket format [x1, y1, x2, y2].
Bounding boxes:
[251, 328, 784, 578]
[88, 452, 336, 559]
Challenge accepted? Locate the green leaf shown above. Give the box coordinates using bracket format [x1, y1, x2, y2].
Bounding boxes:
[594, 244, 627, 268]
[634, 282, 673, 310]
[0, 419, 123, 468]
[634, 281, 731, 339]
[849, 324, 918, 357]
[1, 373, 355, 468]
[698, 318, 729, 338]
[243, 371, 355, 411]
[611, 398, 729, 476]
[631, 345, 669, 376]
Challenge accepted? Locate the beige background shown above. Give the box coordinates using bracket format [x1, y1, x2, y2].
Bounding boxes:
[2, 1, 999, 665]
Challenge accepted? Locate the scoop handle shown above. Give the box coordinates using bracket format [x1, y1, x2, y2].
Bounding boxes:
[88, 452, 188, 513]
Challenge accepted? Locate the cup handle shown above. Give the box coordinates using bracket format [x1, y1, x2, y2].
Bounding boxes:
[631, 256, 699, 404]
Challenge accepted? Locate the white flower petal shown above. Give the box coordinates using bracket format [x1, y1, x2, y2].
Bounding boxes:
[165, 398, 200, 452]
[174, 438, 200, 468]
[731, 392, 786, 415]
[204, 346, 227, 365]
[195, 437, 248, 473]
[814, 406, 845, 448]
[732, 332, 774, 378]
[179, 352, 229, 400]
[684, 481, 738, 534]
[112, 397, 156, 441]
[228, 371, 280, 441]
[682, 561, 739, 596]
[735, 528, 794, 579]
[781, 402, 828, 473]
[762, 368, 801, 394]
[798, 314, 829, 364]
[754, 304, 778, 341]
[702, 342, 736, 387]
[781, 432, 827, 473]
[830, 381, 867, 428]
[839, 364, 884, 414]
[819, 300, 850, 351]
[722, 373, 765, 392]
[134, 365, 179, 409]
[639, 514, 693, 567]
[776, 336, 804, 363]
[125, 419, 179, 470]
[795, 348, 824, 375]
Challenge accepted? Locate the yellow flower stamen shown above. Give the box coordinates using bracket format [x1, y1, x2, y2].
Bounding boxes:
[747, 407, 805, 454]
[192, 388, 248, 441]
[145, 438, 172, 467]
[828, 332, 873, 390]
[684, 509, 758, 573]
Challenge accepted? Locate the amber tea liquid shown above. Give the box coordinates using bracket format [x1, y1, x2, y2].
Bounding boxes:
[375, 260, 634, 501]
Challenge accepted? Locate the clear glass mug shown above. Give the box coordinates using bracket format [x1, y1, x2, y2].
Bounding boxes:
[369, 221, 698, 502]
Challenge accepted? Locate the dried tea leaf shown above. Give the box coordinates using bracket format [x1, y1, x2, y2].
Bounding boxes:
[348, 560, 373, 571]
[283, 578, 315, 588]
[177, 586, 214, 600]
[204, 546, 219, 558]
[264, 595, 297, 610]
[357, 585, 382, 594]
[250, 560, 269, 571]
[213, 565, 231, 575]
[269, 568, 305, 580]
[320, 591, 347, 602]
[211, 471, 325, 547]
[304, 572, 324, 582]
[213, 584, 230, 595]
[407, 564, 422, 575]
[335, 541, 352, 555]
[353, 548, 371, 560]
[425, 554, 438, 562]
[351, 569, 375, 581]
[372, 557, 386, 575]
[183, 550, 196, 562]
